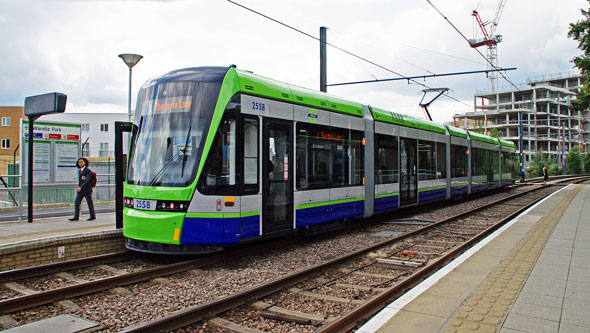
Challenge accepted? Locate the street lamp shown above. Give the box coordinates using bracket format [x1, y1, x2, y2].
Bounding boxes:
[118, 53, 143, 121]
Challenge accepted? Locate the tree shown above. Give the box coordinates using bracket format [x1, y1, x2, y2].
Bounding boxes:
[568, 5, 590, 110]
[488, 128, 500, 138]
[470, 126, 485, 134]
[546, 156, 563, 176]
[583, 153, 590, 173]
[566, 146, 583, 174]
[526, 151, 545, 177]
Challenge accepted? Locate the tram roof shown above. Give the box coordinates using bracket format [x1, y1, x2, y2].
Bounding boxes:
[235, 69, 364, 117]
[446, 125, 469, 138]
[370, 106, 447, 134]
[467, 131, 499, 145]
[499, 139, 516, 148]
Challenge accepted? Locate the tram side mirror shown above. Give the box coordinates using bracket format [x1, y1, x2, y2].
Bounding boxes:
[24, 92, 67, 116]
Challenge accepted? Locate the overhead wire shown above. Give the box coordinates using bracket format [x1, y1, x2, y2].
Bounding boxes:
[327, 28, 438, 75]
[405, 44, 486, 65]
[227, 0, 474, 110]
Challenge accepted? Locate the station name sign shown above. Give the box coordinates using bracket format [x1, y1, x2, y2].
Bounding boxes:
[23, 122, 80, 141]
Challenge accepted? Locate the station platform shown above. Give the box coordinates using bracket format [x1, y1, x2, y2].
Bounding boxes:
[0, 210, 117, 248]
[359, 183, 590, 333]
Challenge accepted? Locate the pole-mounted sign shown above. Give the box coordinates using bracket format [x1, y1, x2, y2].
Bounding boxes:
[24, 92, 67, 222]
[24, 93, 67, 117]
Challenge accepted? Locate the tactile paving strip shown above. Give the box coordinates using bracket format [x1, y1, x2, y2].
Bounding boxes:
[443, 185, 584, 332]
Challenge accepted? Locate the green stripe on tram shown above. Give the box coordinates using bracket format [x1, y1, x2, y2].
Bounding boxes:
[375, 192, 399, 199]
[296, 197, 364, 210]
[186, 210, 260, 219]
[194, 67, 241, 186]
[418, 185, 447, 193]
[240, 210, 260, 218]
[235, 69, 364, 117]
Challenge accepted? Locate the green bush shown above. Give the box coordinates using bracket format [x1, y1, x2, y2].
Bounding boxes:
[584, 153, 590, 173]
[566, 146, 583, 174]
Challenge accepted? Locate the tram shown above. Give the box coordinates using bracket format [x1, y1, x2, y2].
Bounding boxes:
[123, 66, 517, 254]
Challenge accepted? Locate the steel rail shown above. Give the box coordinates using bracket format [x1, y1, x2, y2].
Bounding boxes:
[523, 174, 589, 184]
[0, 236, 300, 315]
[0, 252, 132, 283]
[0, 244, 275, 315]
[122, 181, 571, 332]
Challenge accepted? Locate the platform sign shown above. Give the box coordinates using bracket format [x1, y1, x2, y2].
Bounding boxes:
[26, 140, 51, 183]
[55, 141, 79, 182]
[20, 120, 81, 184]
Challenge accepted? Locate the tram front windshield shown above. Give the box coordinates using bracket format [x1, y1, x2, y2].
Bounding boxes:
[127, 81, 221, 187]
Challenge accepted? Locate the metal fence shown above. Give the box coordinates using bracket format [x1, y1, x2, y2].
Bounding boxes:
[0, 173, 116, 220]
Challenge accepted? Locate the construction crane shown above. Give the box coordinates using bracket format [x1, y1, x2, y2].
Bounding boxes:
[469, 0, 506, 91]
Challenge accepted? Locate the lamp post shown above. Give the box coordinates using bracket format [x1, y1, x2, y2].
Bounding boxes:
[118, 53, 143, 121]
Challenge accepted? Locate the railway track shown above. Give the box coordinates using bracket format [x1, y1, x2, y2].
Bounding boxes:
[0, 177, 586, 330]
[123, 178, 587, 332]
[0, 241, 290, 316]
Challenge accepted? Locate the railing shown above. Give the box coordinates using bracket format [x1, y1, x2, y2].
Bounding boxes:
[526, 71, 580, 84]
[0, 173, 116, 221]
[475, 83, 528, 95]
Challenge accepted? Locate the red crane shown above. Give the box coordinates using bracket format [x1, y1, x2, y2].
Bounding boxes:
[469, 0, 507, 91]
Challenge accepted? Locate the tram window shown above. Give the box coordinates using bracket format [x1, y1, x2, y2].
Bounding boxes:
[473, 148, 487, 177]
[242, 116, 259, 194]
[331, 127, 348, 187]
[418, 140, 436, 181]
[492, 149, 500, 174]
[197, 115, 237, 195]
[451, 145, 467, 178]
[296, 122, 364, 190]
[375, 134, 398, 184]
[501, 150, 513, 178]
[436, 142, 446, 179]
[349, 130, 364, 186]
[509, 152, 517, 177]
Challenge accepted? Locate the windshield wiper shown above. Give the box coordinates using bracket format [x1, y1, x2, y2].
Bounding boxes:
[147, 150, 183, 186]
[181, 124, 192, 177]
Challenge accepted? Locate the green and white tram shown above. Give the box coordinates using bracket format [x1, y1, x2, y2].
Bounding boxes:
[123, 66, 516, 254]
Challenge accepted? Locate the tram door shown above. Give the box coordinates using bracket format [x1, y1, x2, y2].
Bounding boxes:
[399, 138, 418, 206]
[262, 119, 293, 234]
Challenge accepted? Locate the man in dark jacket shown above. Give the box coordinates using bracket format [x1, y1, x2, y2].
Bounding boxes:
[69, 158, 96, 221]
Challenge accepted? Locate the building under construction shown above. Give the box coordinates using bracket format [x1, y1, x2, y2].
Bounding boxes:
[452, 72, 590, 168]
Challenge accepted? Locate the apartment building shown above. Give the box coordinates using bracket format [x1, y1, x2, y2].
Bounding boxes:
[453, 72, 590, 168]
[0, 107, 27, 157]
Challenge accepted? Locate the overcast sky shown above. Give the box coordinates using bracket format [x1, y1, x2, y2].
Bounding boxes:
[0, 0, 586, 123]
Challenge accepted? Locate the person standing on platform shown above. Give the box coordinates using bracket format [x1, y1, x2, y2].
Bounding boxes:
[520, 168, 526, 183]
[69, 157, 96, 221]
[543, 164, 548, 185]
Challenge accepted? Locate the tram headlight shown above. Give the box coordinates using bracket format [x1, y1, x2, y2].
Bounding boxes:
[124, 197, 134, 208]
[156, 200, 189, 212]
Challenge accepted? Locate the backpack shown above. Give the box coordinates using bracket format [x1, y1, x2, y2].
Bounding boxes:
[90, 170, 97, 187]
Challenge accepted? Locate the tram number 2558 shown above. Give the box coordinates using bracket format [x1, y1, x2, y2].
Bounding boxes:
[252, 102, 266, 111]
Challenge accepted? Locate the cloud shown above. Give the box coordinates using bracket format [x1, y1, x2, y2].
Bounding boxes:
[0, 0, 584, 121]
